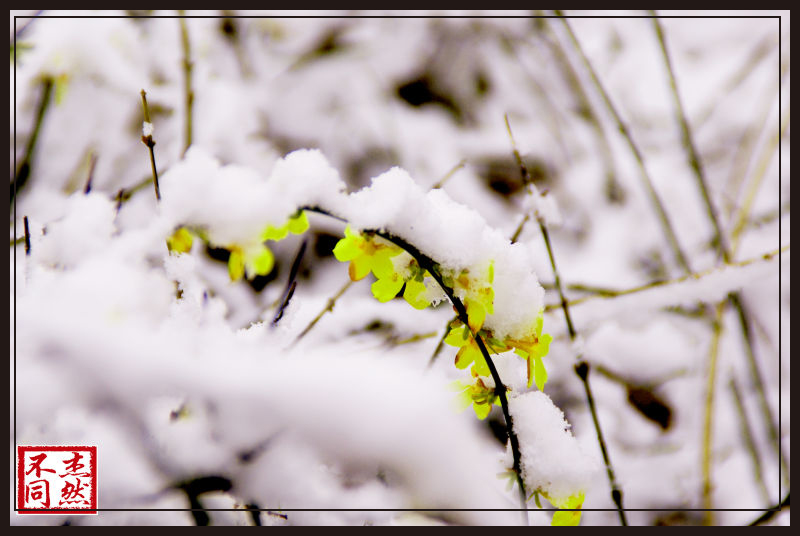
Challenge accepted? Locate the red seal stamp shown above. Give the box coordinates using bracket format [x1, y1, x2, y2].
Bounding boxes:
[17, 446, 98, 514]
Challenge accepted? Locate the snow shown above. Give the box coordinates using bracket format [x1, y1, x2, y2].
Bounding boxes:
[509, 391, 599, 502]
[11, 11, 788, 527]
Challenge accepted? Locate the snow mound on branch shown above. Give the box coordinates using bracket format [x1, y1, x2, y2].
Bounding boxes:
[509, 391, 598, 502]
[159, 147, 346, 246]
[158, 147, 546, 340]
[343, 166, 545, 340]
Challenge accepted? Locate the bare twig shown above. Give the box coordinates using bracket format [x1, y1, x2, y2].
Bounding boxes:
[272, 239, 307, 327]
[539, 16, 625, 203]
[506, 116, 627, 525]
[12, 76, 54, 205]
[723, 57, 789, 219]
[140, 89, 161, 202]
[729, 374, 771, 506]
[23, 216, 31, 256]
[83, 152, 98, 194]
[178, 12, 194, 156]
[292, 280, 354, 344]
[729, 292, 790, 487]
[749, 493, 790, 526]
[555, 12, 692, 275]
[653, 15, 789, 498]
[693, 34, 778, 132]
[731, 105, 790, 256]
[652, 14, 730, 263]
[701, 302, 725, 525]
[430, 159, 466, 190]
[542, 245, 788, 313]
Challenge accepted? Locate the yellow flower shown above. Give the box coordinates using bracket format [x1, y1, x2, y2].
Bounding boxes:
[451, 376, 502, 420]
[333, 226, 402, 282]
[504, 312, 552, 391]
[166, 227, 194, 254]
[228, 243, 274, 281]
[546, 491, 585, 526]
[444, 323, 491, 377]
[228, 210, 309, 282]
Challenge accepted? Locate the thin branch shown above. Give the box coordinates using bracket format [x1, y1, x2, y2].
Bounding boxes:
[430, 164, 533, 368]
[749, 493, 790, 526]
[729, 293, 790, 487]
[506, 116, 626, 525]
[731, 105, 790, 257]
[272, 239, 307, 327]
[539, 16, 625, 203]
[723, 56, 788, 220]
[555, 12, 692, 275]
[292, 280, 354, 344]
[654, 15, 789, 491]
[653, 19, 787, 480]
[701, 302, 725, 525]
[13, 10, 44, 39]
[370, 228, 528, 521]
[426, 322, 453, 368]
[12, 76, 54, 205]
[652, 14, 730, 263]
[542, 245, 788, 313]
[729, 374, 771, 507]
[300, 162, 468, 348]
[83, 152, 98, 194]
[140, 89, 161, 202]
[299, 206, 528, 521]
[178, 13, 194, 157]
[693, 33, 778, 132]
[430, 159, 466, 190]
[23, 216, 31, 256]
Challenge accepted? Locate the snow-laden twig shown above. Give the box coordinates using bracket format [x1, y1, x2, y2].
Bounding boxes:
[300, 205, 530, 521]
[506, 116, 627, 525]
[139, 89, 161, 202]
[542, 245, 788, 314]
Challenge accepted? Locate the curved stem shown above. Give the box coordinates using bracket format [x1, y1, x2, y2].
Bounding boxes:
[372, 230, 528, 520]
[301, 206, 528, 520]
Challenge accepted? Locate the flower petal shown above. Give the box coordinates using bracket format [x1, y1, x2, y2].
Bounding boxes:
[249, 246, 275, 277]
[348, 255, 371, 281]
[473, 401, 492, 420]
[333, 236, 362, 262]
[466, 299, 487, 331]
[403, 278, 431, 310]
[444, 325, 469, 348]
[288, 211, 309, 234]
[166, 227, 193, 254]
[533, 355, 548, 391]
[454, 345, 475, 370]
[228, 248, 245, 281]
[370, 248, 397, 279]
[371, 275, 404, 302]
[262, 223, 289, 242]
